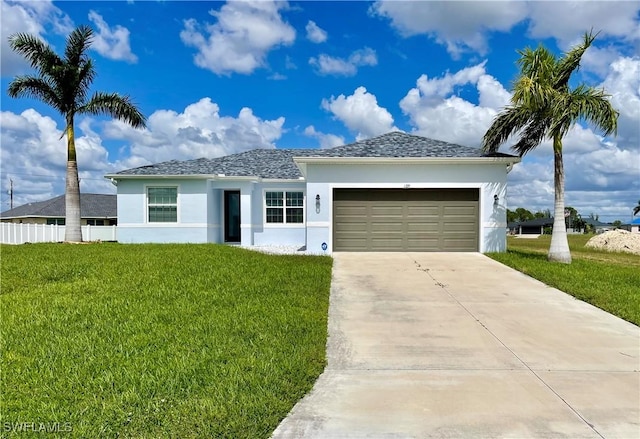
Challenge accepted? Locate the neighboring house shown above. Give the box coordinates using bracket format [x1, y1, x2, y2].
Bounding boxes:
[623, 217, 640, 233]
[583, 218, 612, 234]
[0, 194, 117, 226]
[511, 216, 613, 236]
[510, 217, 554, 235]
[105, 132, 520, 254]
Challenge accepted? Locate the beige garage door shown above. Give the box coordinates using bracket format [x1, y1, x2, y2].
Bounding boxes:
[333, 188, 479, 252]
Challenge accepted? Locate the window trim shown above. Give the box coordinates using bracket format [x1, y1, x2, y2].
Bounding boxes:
[263, 189, 305, 227]
[145, 185, 180, 224]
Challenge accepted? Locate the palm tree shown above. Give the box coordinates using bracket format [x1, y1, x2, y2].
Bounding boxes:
[482, 32, 618, 264]
[7, 25, 145, 242]
[634, 200, 640, 217]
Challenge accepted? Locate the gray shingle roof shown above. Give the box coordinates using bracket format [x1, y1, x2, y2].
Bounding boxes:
[113, 132, 516, 179]
[0, 194, 116, 219]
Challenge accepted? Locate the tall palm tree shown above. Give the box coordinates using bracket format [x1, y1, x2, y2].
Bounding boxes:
[482, 32, 618, 264]
[7, 25, 145, 242]
[634, 200, 640, 217]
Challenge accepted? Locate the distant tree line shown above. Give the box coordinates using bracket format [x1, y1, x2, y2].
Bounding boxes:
[507, 207, 552, 223]
[508, 207, 627, 233]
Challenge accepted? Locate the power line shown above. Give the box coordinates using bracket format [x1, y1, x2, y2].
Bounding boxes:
[1, 171, 110, 181]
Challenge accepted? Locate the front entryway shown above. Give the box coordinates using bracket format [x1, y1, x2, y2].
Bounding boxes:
[224, 190, 241, 243]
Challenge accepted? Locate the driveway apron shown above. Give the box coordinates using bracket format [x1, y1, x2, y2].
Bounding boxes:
[272, 253, 639, 439]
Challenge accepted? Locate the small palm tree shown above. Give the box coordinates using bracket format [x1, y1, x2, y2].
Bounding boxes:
[482, 32, 618, 264]
[8, 25, 146, 242]
[634, 200, 640, 217]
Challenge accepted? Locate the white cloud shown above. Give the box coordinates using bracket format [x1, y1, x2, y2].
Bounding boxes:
[305, 20, 327, 43]
[601, 56, 640, 149]
[322, 86, 397, 140]
[180, 0, 295, 75]
[0, 110, 116, 209]
[309, 47, 377, 76]
[103, 98, 285, 165]
[398, 61, 639, 222]
[526, 1, 640, 48]
[0, 0, 73, 76]
[371, 0, 527, 58]
[581, 45, 625, 77]
[88, 10, 137, 63]
[371, 0, 640, 59]
[0, 100, 286, 208]
[304, 125, 344, 149]
[399, 62, 510, 147]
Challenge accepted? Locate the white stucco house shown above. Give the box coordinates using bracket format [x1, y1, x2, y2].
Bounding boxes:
[105, 132, 520, 254]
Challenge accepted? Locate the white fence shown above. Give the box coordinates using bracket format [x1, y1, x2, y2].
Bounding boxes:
[0, 223, 117, 245]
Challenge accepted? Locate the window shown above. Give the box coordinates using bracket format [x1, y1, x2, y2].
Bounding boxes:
[265, 191, 304, 224]
[86, 219, 105, 226]
[47, 218, 65, 225]
[148, 187, 177, 222]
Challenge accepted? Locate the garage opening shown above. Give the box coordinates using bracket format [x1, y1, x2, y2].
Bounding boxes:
[333, 188, 479, 252]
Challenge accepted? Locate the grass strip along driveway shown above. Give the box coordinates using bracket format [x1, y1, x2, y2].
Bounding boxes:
[488, 235, 640, 326]
[1, 243, 332, 438]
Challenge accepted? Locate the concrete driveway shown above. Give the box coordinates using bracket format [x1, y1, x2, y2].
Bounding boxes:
[272, 253, 639, 438]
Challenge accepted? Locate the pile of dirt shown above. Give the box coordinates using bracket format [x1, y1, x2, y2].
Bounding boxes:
[585, 229, 640, 255]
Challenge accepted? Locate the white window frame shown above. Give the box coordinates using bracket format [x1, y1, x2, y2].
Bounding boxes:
[263, 189, 305, 227]
[145, 185, 179, 224]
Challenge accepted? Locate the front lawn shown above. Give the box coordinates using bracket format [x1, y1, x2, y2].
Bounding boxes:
[0, 243, 333, 438]
[488, 235, 640, 326]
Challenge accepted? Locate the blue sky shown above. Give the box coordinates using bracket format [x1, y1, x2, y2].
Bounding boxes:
[1, 0, 639, 222]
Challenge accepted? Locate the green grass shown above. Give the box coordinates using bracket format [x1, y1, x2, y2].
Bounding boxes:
[0, 243, 333, 438]
[488, 235, 640, 326]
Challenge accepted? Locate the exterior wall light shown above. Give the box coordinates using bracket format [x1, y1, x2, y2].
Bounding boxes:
[315, 194, 321, 213]
[494, 194, 499, 205]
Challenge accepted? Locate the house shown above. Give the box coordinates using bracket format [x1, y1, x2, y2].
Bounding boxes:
[510, 216, 613, 236]
[0, 193, 117, 225]
[105, 132, 520, 253]
[510, 217, 554, 235]
[623, 217, 640, 233]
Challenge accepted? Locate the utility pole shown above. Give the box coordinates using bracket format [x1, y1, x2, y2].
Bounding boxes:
[9, 179, 13, 209]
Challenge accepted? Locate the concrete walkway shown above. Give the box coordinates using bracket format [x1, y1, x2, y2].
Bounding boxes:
[272, 253, 640, 438]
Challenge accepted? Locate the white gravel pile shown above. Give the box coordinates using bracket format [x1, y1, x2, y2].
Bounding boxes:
[585, 229, 640, 255]
[242, 245, 327, 256]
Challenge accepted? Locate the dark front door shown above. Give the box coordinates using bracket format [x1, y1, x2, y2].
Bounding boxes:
[224, 190, 241, 242]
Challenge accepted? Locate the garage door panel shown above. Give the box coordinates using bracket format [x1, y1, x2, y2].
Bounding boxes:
[407, 239, 440, 250]
[336, 224, 370, 233]
[370, 238, 405, 249]
[443, 238, 478, 248]
[407, 206, 440, 215]
[371, 224, 405, 233]
[333, 189, 478, 252]
[407, 223, 440, 232]
[443, 205, 477, 215]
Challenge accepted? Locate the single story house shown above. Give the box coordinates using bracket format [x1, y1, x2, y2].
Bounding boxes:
[509, 217, 613, 236]
[623, 217, 640, 233]
[0, 193, 117, 226]
[105, 132, 520, 254]
[508, 217, 554, 235]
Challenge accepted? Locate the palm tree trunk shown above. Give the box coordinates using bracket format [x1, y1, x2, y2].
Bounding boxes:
[64, 117, 83, 242]
[548, 134, 571, 263]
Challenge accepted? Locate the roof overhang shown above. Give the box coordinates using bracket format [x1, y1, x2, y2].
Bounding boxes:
[292, 156, 521, 178]
[104, 174, 306, 183]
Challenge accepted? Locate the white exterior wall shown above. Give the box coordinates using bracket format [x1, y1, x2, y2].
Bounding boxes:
[114, 161, 511, 252]
[303, 162, 510, 254]
[117, 178, 307, 246]
[250, 182, 307, 246]
[208, 180, 306, 246]
[117, 179, 210, 243]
